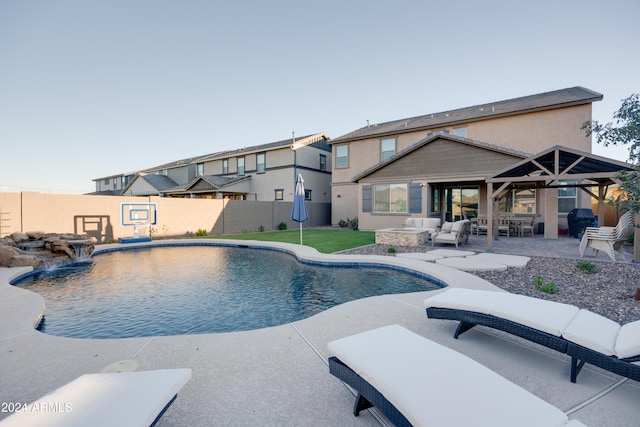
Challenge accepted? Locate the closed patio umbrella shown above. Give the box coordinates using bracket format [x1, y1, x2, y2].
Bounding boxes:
[291, 174, 309, 244]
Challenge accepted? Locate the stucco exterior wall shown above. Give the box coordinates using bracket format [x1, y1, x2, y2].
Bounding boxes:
[0, 192, 330, 242]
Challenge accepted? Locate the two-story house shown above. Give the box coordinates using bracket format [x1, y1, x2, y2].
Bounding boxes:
[98, 133, 332, 203]
[328, 86, 609, 232]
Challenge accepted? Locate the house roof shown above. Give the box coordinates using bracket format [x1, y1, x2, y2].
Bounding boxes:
[177, 175, 252, 193]
[120, 174, 181, 195]
[352, 133, 531, 182]
[143, 133, 330, 173]
[330, 86, 603, 144]
[487, 145, 635, 185]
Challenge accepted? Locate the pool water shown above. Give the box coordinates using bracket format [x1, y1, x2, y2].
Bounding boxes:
[14, 245, 441, 338]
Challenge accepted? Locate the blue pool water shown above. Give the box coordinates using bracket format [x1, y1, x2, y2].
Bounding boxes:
[14, 245, 442, 339]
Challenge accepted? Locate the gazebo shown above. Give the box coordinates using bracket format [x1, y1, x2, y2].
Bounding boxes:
[485, 145, 637, 259]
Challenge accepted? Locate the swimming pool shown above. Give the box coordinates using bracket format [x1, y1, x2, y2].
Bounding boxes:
[13, 245, 443, 338]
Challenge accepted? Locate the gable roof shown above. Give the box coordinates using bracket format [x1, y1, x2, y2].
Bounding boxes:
[181, 175, 251, 193]
[353, 134, 530, 182]
[487, 145, 635, 185]
[330, 86, 603, 144]
[121, 174, 181, 195]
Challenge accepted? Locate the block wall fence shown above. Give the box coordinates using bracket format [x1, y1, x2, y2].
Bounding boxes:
[0, 192, 330, 243]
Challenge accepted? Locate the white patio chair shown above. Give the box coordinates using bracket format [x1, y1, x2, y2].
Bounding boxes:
[579, 211, 634, 261]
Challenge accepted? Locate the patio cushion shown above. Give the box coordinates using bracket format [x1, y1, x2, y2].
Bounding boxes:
[425, 288, 580, 337]
[615, 320, 640, 359]
[405, 218, 420, 227]
[451, 221, 464, 233]
[328, 325, 575, 427]
[422, 218, 441, 229]
[441, 221, 453, 232]
[562, 310, 619, 356]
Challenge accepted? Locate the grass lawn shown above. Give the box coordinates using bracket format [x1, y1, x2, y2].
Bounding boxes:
[207, 228, 375, 253]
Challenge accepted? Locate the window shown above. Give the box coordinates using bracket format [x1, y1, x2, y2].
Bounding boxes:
[305, 189, 312, 201]
[237, 157, 245, 175]
[558, 181, 577, 213]
[431, 186, 440, 213]
[374, 183, 408, 213]
[222, 159, 229, 174]
[197, 163, 204, 176]
[380, 138, 396, 161]
[104, 178, 109, 185]
[453, 127, 467, 138]
[499, 187, 537, 213]
[319, 154, 326, 171]
[444, 187, 478, 221]
[256, 153, 265, 173]
[274, 189, 284, 200]
[336, 145, 349, 168]
[113, 178, 117, 187]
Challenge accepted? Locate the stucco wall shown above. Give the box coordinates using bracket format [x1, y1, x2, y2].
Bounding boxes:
[0, 192, 330, 242]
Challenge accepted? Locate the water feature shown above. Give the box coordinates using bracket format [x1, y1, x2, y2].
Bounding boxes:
[13, 245, 442, 338]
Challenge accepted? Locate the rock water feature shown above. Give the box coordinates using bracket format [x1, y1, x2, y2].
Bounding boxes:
[0, 232, 95, 269]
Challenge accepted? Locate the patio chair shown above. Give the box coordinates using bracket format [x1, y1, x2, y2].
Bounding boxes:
[431, 219, 470, 248]
[0, 368, 192, 427]
[472, 215, 488, 235]
[497, 215, 512, 237]
[328, 325, 587, 427]
[520, 215, 536, 237]
[424, 288, 640, 383]
[578, 211, 634, 261]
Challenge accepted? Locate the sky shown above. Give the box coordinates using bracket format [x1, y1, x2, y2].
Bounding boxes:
[1, 0, 638, 194]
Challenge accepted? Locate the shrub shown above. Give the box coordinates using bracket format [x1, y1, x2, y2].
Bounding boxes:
[338, 217, 359, 231]
[387, 246, 396, 254]
[258, 225, 265, 232]
[195, 228, 208, 237]
[534, 276, 558, 294]
[278, 222, 287, 230]
[575, 261, 597, 274]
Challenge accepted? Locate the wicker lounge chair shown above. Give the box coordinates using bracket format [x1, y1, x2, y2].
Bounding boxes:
[328, 325, 587, 427]
[579, 211, 634, 261]
[425, 288, 640, 383]
[0, 368, 192, 427]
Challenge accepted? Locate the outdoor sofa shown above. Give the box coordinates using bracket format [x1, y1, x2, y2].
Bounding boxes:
[0, 368, 192, 427]
[424, 288, 640, 383]
[403, 217, 441, 237]
[328, 325, 586, 427]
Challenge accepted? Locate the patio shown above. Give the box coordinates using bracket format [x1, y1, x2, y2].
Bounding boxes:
[1, 237, 638, 426]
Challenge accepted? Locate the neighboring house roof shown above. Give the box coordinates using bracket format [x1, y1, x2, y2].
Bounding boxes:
[121, 174, 181, 195]
[352, 133, 531, 182]
[179, 175, 252, 193]
[330, 86, 603, 144]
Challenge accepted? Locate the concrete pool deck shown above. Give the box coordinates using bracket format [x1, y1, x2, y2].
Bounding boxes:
[1, 237, 639, 426]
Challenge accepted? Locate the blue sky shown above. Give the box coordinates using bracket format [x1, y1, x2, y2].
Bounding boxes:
[1, 0, 638, 194]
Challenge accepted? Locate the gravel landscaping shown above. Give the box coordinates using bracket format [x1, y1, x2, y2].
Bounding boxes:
[341, 244, 640, 324]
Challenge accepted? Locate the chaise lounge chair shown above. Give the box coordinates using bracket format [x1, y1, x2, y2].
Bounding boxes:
[0, 368, 192, 427]
[579, 211, 634, 261]
[424, 288, 640, 383]
[328, 325, 586, 427]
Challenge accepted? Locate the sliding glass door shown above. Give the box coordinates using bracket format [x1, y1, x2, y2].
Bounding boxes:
[444, 187, 478, 221]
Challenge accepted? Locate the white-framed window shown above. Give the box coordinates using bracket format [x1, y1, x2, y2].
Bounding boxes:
[256, 153, 266, 173]
[374, 183, 408, 213]
[558, 181, 577, 213]
[499, 187, 537, 214]
[222, 159, 229, 174]
[336, 145, 349, 168]
[380, 138, 396, 161]
[237, 157, 245, 175]
[197, 163, 204, 176]
[319, 154, 326, 171]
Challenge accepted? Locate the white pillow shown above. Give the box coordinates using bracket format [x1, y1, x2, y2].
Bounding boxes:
[441, 222, 453, 232]
[451, 221, 463, 233]
[422, 218, 441, 229]
[405, 218, 419, 227]
[615, 320, 640, 359]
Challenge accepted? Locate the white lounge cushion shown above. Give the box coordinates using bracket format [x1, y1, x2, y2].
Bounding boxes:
[441, 221, 453, 232]
[562, 310, 620, 356]
[328, 325, 575, 427]
[615, 320, 640, 359]
[451, 220, 464, 233]
[425, 288, 580, 337]
[0, 368, 192, 427]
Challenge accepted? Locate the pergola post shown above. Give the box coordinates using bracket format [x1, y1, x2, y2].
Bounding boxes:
[487, 182, 493, 251]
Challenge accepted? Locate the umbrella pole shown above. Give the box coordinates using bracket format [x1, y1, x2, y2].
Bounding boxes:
[299, 222, 303, 245]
